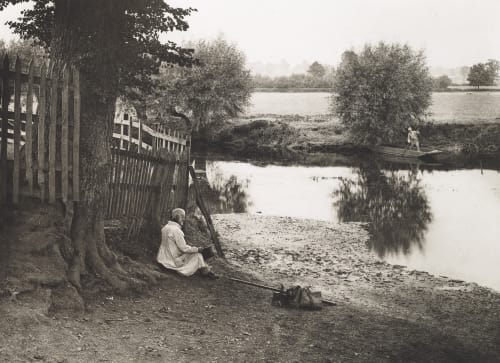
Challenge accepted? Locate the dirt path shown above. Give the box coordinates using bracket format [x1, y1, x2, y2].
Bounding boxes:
[1, 214, 500, 362]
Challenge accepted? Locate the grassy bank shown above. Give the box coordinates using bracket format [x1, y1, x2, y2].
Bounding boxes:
[195, 115, 500, 164]
[253, 87, 500, 93]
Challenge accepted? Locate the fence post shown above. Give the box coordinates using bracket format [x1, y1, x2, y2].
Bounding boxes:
[12, 56, 21, 204]
[38, 62, 47, 202]
[61, 65, 69, 202]
[48, 63, 58, 203]
[0, 55, 9, 203]
[25, 59, 34, 195]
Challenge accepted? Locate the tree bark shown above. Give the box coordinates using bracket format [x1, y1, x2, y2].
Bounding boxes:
[50, 0, 135, 290]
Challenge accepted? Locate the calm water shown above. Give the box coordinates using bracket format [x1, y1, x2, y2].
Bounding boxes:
[247, 92, 500, 123]
[202, 159, 500, 291]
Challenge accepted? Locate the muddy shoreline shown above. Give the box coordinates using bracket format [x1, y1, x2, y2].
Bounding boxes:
[1, 213, 500, 362]
[213, 213, 500, 358]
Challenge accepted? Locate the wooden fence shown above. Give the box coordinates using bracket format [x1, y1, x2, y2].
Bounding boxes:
[0, 55, 80, 205]
[105, 147, 189, 235]
[113, 114, 189, 154]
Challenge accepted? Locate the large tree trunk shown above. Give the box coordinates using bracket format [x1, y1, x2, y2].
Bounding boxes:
[50, 1, 140, 290]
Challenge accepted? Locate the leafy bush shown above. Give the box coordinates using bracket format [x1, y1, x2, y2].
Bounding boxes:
[332, 43, 433, 145]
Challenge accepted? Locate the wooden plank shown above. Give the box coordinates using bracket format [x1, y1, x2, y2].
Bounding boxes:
[120, 152, 133, 216]
[128, 115, 132, 151]
[12, 56, 21, 204]
[110, 150, 122, 218]
[138, 152, 154, 226]
[120, 123, 124, 149]
[138, 118, 142, 153]
[130, 152, 145, 229]
[116, 152, 127, 216]
[25, 59, 34, 194]
[61, 65, 69, 202]
[169, 153, 180, 211]
[135, 151, 148, 223]
[158, 153, 176, 222]
[148, 151, 165, 225]
[189, 166, 224, 257]
[128, 152, 141, 218]
[48, 63, 58, 203]
[106, 150, 115, 217]
[72, 66, 80, 201]
[126, 152, 139, 218]
[115, 150, 125, 216]
[183, 135, 192, 210]
[0, 55, 9, 203]
[38, 62, 47, 201]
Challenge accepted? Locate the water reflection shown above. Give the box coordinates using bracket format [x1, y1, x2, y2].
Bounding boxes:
[334, 165, 433, 257]
[199, 164, 251, 214]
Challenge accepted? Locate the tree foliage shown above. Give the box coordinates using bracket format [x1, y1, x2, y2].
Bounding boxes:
[307, 61, 326, 78]
[467, 60, 499, 88]
[433, 75, 452, 90]
[253, 62, 334, 89]
[152, 37, 253, 130]
[0, 38, 47, 63]
[332, 43, 433, 145]
[0, 0, 195, 99]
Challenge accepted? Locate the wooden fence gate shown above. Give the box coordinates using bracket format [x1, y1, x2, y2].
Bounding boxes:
[105, 148, 189, 235]
[0, 55, 80, 205]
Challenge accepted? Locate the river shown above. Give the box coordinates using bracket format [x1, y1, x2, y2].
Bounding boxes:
[247, 92, 500, 123]
[199, 157, 500, 291]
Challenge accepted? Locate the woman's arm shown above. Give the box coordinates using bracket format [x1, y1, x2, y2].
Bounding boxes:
[174, 230, 199, 254]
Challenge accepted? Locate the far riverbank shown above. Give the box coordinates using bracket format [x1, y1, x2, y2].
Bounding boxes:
[255, 87, 500, 93]
[194, 114, 500, 165]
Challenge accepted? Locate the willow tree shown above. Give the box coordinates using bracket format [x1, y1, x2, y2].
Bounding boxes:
[0, 0, 195, 290]
[332, 43, 433, 145]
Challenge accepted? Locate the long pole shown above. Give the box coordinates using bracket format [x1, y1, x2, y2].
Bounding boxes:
[224, 276, 337, 306]
[188, 165, 224, 257]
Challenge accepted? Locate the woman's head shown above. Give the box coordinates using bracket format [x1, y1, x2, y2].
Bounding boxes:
[171, 208, 186, 226]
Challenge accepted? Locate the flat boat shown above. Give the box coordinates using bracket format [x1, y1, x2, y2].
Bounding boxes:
[370, 145, 443, 162]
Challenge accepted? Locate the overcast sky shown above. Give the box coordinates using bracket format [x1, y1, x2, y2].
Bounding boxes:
[1, 0, 499, 69]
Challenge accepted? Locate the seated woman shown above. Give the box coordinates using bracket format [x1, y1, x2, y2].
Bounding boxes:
[157, 208, 216, 278]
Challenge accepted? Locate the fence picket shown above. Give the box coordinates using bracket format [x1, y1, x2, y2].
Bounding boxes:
[12, 56, 21, 203]
[0, 57, 79, 204]
[38, 62, 47, 201]
[61, 65, 69, 202]
[0, 55, 9, 203]
[48, 63, 58, 203]
[110, 150, 122, 218]
[25, 59, 34, 194]
[106, 150, 115, 217]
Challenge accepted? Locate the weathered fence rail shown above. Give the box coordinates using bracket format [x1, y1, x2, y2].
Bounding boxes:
[113, 114, 189, 154]
[105, 147, 189, 235]
[0, 55, 80, 205]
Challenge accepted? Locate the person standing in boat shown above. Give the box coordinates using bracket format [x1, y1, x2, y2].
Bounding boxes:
[407, 126, 420, 151]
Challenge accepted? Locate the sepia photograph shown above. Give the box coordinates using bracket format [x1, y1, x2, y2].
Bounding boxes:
[0, 1, 499, 362]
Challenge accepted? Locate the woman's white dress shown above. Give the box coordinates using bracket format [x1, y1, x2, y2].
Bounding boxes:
[157, 221, 207, 276]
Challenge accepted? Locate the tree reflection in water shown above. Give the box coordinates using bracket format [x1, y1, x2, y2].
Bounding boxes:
[334, 165, 432, 257]
[197, 165, 251, 214]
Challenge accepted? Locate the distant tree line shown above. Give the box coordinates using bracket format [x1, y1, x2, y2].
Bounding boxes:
[253, 61, 334, 89]
[467, 60, 499, 88]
